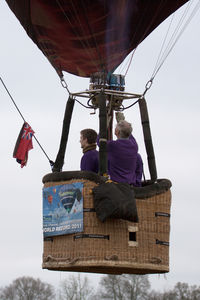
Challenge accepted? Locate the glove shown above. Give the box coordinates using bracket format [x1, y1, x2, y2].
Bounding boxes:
[115, 112, 125, 123]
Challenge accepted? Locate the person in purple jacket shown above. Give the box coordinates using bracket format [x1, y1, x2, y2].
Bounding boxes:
[106, 118, 139, 185]
[80, 128, 99, 173]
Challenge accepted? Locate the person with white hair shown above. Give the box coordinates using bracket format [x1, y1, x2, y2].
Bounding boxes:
[105, 113, 143, 186]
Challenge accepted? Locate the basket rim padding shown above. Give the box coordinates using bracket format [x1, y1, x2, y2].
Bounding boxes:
[42, 171, 172, 199]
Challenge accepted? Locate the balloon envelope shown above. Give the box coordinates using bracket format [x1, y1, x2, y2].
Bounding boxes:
[5, 0, 189, 77]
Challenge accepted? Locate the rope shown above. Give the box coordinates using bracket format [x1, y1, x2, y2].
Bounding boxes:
[0, 77, 26, 122]
[0, 76, 54, 168]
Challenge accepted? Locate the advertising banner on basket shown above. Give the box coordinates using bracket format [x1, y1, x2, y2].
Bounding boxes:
[43, 182, 83, 237]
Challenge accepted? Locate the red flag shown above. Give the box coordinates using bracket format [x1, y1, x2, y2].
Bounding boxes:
[13, 122, 34, 168]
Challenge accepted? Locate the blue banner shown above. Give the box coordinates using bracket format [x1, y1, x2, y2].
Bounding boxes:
[43, 182, 83, 237]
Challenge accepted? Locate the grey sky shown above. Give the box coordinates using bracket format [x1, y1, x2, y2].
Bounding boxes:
[0, 0, 200, 291]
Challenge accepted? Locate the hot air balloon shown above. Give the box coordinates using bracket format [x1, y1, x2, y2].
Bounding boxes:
[59, 185, 80, 214]
[5, 0, 190, 274]
[5, 0, 189, 77]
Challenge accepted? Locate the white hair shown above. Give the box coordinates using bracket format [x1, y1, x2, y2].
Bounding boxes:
[116, 120, 132, 138]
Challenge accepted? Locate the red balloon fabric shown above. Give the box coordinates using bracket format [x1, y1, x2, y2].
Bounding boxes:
[5, 0, 189, 77]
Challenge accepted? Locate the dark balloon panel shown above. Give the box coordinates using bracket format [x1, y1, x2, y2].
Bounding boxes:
[5, 0, 189, 77]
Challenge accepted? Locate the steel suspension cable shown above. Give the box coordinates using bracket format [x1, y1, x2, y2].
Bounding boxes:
[123, 1, 198, 80]
[135, 0, 200, 98]
[124, 1, 165, 77]
[151, 0, 200, 81]
[151, 13, 175, 78]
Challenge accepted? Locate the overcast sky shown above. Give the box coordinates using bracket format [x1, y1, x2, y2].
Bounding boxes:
[0, 0, 200, 292]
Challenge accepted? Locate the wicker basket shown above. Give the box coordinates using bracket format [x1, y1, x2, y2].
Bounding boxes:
[42, 171, 171, 275]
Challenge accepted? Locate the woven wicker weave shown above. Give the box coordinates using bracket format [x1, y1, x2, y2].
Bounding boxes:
[42, 173, 171, 274]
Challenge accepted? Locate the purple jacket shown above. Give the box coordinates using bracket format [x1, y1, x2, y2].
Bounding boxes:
[106, 135, 138, 185]
[80, 149, 99, 173]
[135, 153, 143, 187]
